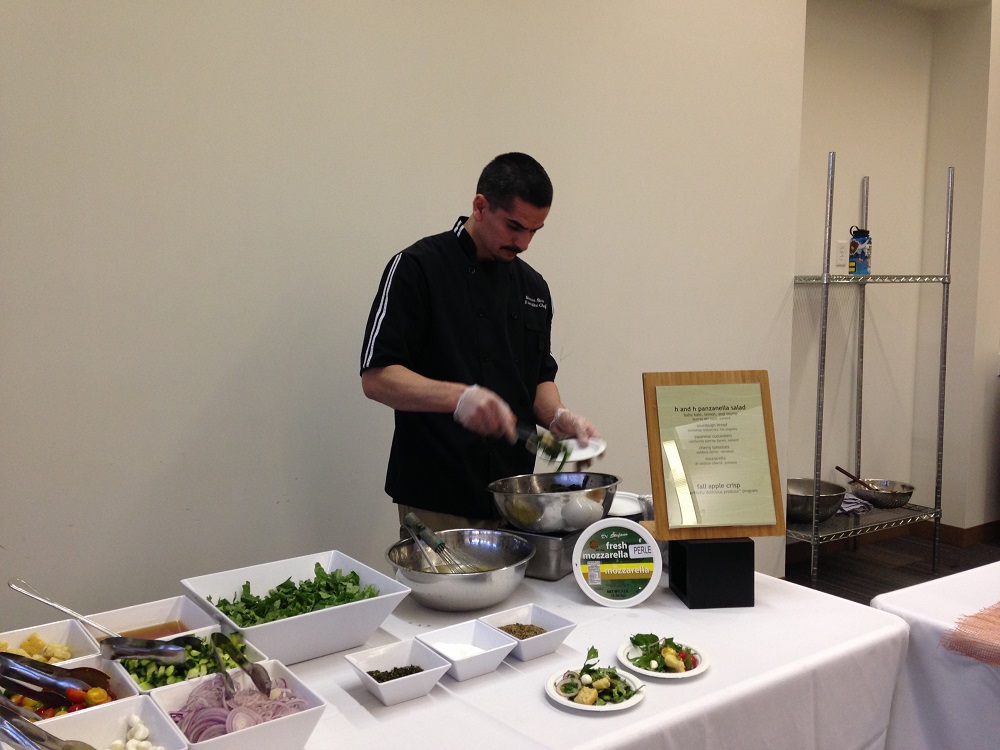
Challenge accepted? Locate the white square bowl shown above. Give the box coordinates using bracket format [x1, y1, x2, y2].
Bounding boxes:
[478, 603, 576, 661]
[180, 550, 411, 664]
[114, 625, 268, 694]
[37, 694, 187, 750]
[87, 595, 219, 637]
[55, 653, 141, 701]
[416, 620, 517, 681]
[149, 659, 325, 749]
[344, 638, 451, 706]
[0, 619, 99, 663]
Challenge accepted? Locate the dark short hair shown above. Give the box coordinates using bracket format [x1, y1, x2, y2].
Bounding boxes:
[476, 152, 553, 211]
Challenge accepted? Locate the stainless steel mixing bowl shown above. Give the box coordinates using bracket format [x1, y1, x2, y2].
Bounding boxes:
[488, 472, 621, 533]
[849, 479, 915, 509]
[385, 529, 535, 612]
[786, 478, 846, 523]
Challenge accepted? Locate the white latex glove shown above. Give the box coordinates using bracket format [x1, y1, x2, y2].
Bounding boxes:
[454, 385, 517, 442]
[549, 407, 600, 445]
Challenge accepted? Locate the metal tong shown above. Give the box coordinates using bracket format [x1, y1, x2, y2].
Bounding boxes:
[0, 653, 109, 697]
[0, 699, 96, 750]
[99, 635, 198, 665]
[202, 633, 239, 700]
[210, 632, 272, 695]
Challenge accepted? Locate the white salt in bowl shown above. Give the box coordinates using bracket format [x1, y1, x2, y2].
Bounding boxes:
[416, 619, 517, 681]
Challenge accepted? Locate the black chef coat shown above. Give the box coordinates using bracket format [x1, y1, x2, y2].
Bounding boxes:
[360, 217, 559, 518]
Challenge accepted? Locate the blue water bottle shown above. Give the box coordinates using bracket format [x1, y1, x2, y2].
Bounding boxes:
[849, 226, 872, 275]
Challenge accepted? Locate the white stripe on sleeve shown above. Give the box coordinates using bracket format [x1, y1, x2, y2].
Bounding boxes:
[362, 252, 403, 368]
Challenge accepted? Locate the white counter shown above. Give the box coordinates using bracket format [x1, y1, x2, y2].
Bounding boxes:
[295, 572, 908, 750]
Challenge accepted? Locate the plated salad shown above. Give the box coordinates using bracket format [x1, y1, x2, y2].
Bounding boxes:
[553, 646, 639, 706]
[626, 633, 699, 673]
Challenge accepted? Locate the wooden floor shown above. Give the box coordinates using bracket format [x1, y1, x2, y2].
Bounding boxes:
[783, 534, 1000, 605]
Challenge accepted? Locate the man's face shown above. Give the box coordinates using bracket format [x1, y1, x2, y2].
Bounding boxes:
[471, 195, 549, 263]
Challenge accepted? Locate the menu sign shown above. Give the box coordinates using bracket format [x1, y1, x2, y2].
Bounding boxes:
[642, 371, 785, 541]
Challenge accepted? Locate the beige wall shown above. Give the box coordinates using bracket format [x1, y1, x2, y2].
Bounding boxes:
[792, 0, 933, 500]
[791, 0, 998, 542]
[1, 1, 806, 628]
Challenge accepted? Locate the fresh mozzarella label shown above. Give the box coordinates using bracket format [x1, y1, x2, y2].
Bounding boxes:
[572, 518, 662, 607]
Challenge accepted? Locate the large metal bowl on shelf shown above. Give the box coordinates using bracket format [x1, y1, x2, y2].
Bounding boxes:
[385, 529, 534, 612]
[488, 472, 621, 533]
[849, 479, 915, 509]
[786, 478, 846, 523]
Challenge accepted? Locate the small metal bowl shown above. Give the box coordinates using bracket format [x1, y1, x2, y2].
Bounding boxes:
[385, 529, 534, 612]
[786, 478, 846, 523]
[488, 472, 621, 533]
[849, 479, 915, 509]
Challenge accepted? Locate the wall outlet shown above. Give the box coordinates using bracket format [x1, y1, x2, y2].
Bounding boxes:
[835, 239, 848, 267]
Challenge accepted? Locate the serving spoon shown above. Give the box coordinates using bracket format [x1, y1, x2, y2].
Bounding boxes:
[834, 466, 882, 494]
[7, 580, 118, 639]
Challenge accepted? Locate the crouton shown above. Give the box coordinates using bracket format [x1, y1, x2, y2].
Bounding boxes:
[42, 642, 72, 662]
[574, 686, 599, 705]
[591, 675, 611, 691]
[19, 633, 46, 657]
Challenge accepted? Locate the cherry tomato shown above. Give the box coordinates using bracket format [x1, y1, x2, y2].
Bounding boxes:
[84, 686, 110, 706]
[36, 707, 56, 719]
[66, 703, 87, 712]
[8, 693, 25, 706]
[65, 687, 88, 704]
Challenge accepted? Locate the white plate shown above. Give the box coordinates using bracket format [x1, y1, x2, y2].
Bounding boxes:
[537, 436, 607, 463]
[544, 668, 644, 712]
[616, 639, 709, 679]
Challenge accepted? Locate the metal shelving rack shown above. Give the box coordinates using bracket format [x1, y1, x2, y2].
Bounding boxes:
[788, 152, 953, 585]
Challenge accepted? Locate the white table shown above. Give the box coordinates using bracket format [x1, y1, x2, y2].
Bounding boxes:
[872, 561, 1000, 750]
[295, 573, 908, 750]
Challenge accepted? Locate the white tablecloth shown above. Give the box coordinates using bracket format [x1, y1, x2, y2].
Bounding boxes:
[295, 573, 907, 750]
[871, 561, 1000, 750]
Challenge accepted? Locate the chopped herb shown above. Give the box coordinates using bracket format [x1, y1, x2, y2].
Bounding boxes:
[209, 562, 380, 626]
[499, 623, 546, 639]
[367, 665, 423, 683]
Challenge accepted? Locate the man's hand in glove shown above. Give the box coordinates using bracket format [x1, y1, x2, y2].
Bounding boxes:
[454, 385, 517, 442]
[549, 407, 600, 445]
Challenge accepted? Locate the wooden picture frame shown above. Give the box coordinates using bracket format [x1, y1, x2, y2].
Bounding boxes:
[641, 370, 785, 541]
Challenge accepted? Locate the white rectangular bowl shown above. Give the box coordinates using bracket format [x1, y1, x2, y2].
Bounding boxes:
[150, 659, 326, 749]
[417, 620, 517, 681]
[37, 694, 187, 750]
[478, 603, 576, 661]
[0, 619, 99, 663]
[48, 653, 141, 703]
[180, 550, 410, 664]
[344, 638, 451, 706]
[87, 595, 219, 637]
